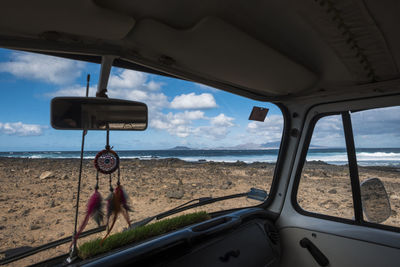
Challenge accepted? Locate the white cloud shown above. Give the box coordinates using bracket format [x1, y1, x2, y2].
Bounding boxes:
[151, 111, 206, 138]
[109, 70, 148, 89]
[194, 113, 235, 139]
[246, 114, 284, 143]
[0, 52, 85, 84]
[303, 115, 344, 147]
[0, 122, 45, 136]
[146, 80, 163, 91]
[308, 107, 400, 147]
[49, 69, 168, 111]
[245, 106, 400, 148]
[187, 113, 235, 140]
[109, 89, 168, 111]
[351, 107, 400, 147]
[44, 67, 233, 140]
[193, 125, 231, 140]
[151, 112, 234, 139]
[315, 116, 342, 132]
[351, 106, 400, 136]
[45, 85, 97, 97]
[210, 113, 234, 127]
[170, 93, 217, 109]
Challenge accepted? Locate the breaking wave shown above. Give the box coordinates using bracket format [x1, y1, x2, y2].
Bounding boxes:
[1, 149, 400, 166]
[307, 151, 400, 166]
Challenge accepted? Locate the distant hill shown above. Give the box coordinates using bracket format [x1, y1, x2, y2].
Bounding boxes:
[215, 141, 282, 150]
[169, 146, 193, 150]
[260, 141, 282, 149]
[168, 141, 287, 150]
[227, 143, 264, 150]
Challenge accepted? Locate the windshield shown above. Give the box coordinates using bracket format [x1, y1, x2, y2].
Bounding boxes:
[0, 49, 283, 265]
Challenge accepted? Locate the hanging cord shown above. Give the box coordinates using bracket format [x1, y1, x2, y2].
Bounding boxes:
[105, 126, 110, 150]
[85, 74, 90, 96]
[106, 126, 113, 192]
[117, 166, 121, 186]
[109, 174, 113, 192]
[95, 171, 99, 190]
[67, 74, 90, 263]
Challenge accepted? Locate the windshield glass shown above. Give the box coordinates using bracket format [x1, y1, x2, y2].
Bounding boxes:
[0, 49, 283, 265]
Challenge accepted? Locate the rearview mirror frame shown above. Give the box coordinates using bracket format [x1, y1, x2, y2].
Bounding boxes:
[51, 97, 148, 131]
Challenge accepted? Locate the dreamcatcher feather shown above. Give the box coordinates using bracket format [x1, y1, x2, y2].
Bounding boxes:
[70, 189, 103, 248]
[101, 185, 132, 244]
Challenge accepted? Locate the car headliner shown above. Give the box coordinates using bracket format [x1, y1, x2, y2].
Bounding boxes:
[0, 0, 399, 104]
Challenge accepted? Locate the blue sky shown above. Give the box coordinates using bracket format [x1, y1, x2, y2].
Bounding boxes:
[0, 48, 283, 151]
[1, 48, 400, 151]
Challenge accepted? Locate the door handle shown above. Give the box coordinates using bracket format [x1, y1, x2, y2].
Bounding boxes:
[300, 238, 329, 266]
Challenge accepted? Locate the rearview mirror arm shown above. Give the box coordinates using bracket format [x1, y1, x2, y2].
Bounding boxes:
[97, 55, 116, 98]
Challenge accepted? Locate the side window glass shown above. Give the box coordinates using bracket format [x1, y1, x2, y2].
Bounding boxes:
[297, 115, 354, 219]
[351, 106, 400, 227]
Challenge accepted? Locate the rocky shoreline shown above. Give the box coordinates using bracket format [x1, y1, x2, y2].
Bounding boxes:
[0, 158, 399, 266]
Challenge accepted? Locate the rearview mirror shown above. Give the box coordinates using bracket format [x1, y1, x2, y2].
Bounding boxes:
[360, 178, 391, 223]
[51, 97, 148, 130]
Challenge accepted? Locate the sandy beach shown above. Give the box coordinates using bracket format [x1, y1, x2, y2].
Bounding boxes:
[0, 158, 399, 266]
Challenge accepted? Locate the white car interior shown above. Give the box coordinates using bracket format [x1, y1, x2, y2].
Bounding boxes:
[0, 0, 399, 266]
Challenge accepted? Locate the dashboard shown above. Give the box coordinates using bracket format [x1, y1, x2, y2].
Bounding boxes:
[79, 208, 280, 267]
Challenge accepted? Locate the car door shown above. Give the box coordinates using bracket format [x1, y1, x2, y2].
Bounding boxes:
[276, 95, 400, 267]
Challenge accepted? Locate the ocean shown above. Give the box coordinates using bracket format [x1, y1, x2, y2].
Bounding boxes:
[1, 148, 400, 167]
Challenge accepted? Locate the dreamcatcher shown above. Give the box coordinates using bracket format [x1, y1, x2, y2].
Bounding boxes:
[95, 145, 132, 244]
[70, 130, 132, 249]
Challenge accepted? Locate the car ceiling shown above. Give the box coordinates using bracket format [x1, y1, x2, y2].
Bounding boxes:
[0, 0, 399, 102]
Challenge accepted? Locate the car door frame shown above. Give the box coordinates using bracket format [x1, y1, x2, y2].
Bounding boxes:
[276, 94, 400, 266]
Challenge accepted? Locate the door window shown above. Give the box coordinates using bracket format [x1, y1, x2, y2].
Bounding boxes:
[351, 106, 400, 228]
[297, 115, 354, 219]
[296, 106, 400, 230]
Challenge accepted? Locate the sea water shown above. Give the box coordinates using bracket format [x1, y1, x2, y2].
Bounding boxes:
[1, 148, 400, 167]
